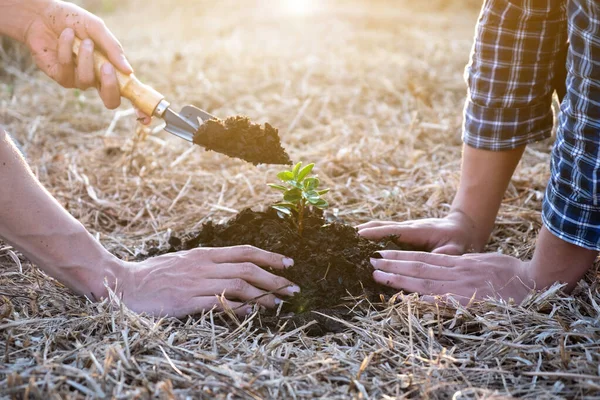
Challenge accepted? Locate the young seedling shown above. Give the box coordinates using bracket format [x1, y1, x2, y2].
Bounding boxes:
[268, 162, 330, 236]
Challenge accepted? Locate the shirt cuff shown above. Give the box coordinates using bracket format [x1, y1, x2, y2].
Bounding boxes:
[542, 179, 600, 251]
[462, 98, 554, 151]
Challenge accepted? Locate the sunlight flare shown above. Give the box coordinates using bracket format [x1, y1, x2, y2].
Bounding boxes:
[282, 0, 318, 15]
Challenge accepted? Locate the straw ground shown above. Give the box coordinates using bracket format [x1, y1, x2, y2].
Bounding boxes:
[1, 0, 600, 398]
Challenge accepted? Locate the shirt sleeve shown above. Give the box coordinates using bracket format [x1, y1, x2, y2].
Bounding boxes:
[463, 0, 567, 151]
[542, 0, 600, 251]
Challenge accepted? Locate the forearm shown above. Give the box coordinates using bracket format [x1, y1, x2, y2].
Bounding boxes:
[0, 0, 50, 42]
[450, 144, 525, 251]
[529, 226, 597, 292]
[0, 129, 121, 299]
[455, 0, 566, 251]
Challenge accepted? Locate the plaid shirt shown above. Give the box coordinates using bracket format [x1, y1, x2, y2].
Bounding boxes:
[464, 0, 600, 251]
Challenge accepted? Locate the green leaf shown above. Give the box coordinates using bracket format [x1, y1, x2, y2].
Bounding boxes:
[268, 183, 288, 192]
[283, 188, 302, 202]
[304, 190, 319, 200]
[317, 188, 330, 195]
[277, 171, 294, 182]
[272, 205, 292, 216]
[313, 199, 329, 209]
[303, 177, 320, 190]
[289, 180, 303, 190]
[292, 162, 302, 179]
[307, 196, 322, 205]
[297, 163, 315, 182]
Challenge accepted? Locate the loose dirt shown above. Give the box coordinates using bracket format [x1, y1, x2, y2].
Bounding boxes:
[162, 208, 415, 333]
[193, 116, 292, 165]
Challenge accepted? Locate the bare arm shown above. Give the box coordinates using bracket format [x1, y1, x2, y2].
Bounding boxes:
[530, 227, 597, 292]
[359, 0, 590, 304]
[366, 155, 595, 304]
[360, 0, 565, 255]
[358, 144, 525, 254]
[450, 144, 526, 251]
[0, 129, 120, 300]
[0, 129, 300, 316]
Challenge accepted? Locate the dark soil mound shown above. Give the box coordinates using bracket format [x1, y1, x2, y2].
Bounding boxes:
[163, 208, 415, 333]
[193, 116, 291, 165]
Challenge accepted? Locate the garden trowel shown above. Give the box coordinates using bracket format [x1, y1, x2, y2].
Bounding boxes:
[72, 39, 215, 144]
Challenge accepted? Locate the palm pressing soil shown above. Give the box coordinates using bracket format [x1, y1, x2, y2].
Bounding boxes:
[162, 208, 416, 334]
[193, 116, 291, 165]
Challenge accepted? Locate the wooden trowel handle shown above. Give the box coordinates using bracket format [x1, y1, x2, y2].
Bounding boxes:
[72, 38, 165, 117]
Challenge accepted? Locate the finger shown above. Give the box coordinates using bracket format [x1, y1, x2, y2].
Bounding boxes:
[373, 270, 456, 295]
[56, 28, 76, 87]
[359, 225, 432, 248]
[76, 38, 96, 89]
[85, 16, 133, 74]
[432, 244, 465, 255]
[207, 245, 294, 270]
[212, 262, 300, 297]
[358, 226, 399, 240]
[376, 250, 457, 267]
[358, 220, 421, 230]
[57, 28, 75, 82]
[199, 278, 283, 308]
[356, 220, 397, 230]
[176, 296, 251, 318]
[135, 108, 151, 125]
[370, 258, 456, 280]
[98, 63, 121, 109]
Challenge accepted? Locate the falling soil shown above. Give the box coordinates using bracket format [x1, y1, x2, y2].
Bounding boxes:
[193, 116, 292, 165]
[161, 208, 416, 334]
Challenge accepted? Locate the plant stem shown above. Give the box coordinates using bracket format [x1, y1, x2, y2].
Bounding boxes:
[298, 200, 305, 236]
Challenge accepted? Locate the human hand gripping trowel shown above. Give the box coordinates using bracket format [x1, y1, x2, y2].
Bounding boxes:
[72, 38, 290, 165]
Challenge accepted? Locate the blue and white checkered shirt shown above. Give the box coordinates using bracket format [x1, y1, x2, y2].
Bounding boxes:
[463, 0, 600, 251]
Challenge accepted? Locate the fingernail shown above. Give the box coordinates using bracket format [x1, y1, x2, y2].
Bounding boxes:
[283, 257, 294, 268]
[83, 39, 93, 49]
[101, 63, 114, 75]
[120, 55, 133, 73]
[246, 308, 254, 315]
[274, 297, 283, 305]
[287, 285, 301, 295]
[370, 258, 379, 267]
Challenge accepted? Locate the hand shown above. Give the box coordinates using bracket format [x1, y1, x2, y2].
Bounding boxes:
[117, 245, 300, 318]
[370, 250, 534, 305]
[23, 0, 151, 123]
[357, 211, 480, 255]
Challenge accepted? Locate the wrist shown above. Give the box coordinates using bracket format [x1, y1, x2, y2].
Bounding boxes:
[21, 227, 126, 301]
[83, 254, 125, 301]
[48, 245, 124, 301]
[529, 226, 597, 292]
[0, 0, 53, 42]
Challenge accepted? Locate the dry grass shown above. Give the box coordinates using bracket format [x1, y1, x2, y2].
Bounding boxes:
[1, 0, 599, 398]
